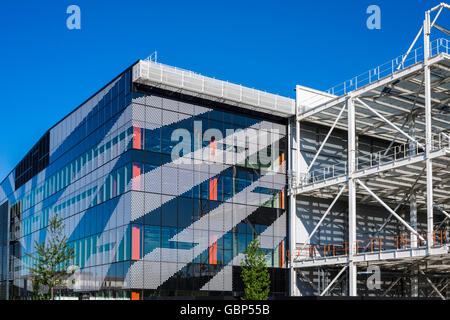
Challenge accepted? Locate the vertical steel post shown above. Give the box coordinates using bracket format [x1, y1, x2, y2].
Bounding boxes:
[347, 97, 357, 296]
[424, 10, 434, 250]
[288, 115, 298, 296]
[288, 91, 301, 296]
[409, 114, 418, 249]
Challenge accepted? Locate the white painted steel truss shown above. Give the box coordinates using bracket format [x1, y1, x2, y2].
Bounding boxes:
[289, 4, 450, 298]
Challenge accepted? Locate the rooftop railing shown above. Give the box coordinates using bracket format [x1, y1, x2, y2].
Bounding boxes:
[300, 38, 450, 110]
[133, 60, 296, 116]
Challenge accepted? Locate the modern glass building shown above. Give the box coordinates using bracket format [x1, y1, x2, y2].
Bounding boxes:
[0, 60, 294, 299]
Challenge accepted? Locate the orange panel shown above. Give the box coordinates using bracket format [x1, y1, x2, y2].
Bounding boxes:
[280, 189, 285, 209]
[131, 226, 141, 261]
[279, 240, 284, 267]
[133, 127, 142, 150]
[209, 237, 218, 265]
[131, 291, 140, 300]
[132, 164, 142, 191]
[209, 178, 218, 201]
[210, 140, 218, 162]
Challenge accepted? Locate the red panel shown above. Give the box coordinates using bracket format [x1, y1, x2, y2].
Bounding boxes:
[279, 190, 285, 209]
[209, 235, 218, 265]
[209, 178, 218, 201]
[133, 127, 142, 150]
[279, 240, 284, 267]
[131, 291, 140, 300]
[132, 163, 142, 191]
[113, 179, 117, 197]
[210, 140, 218, 162]
[131, 226, 141, 261]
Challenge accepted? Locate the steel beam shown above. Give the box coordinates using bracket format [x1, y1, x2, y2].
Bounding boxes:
[320, 264, 348, 296]
[356, 179, 426, 241]
[288, 115, 298, 296]
[355, 98, 424, 148]
[424, 10, 434, 251]
[300, 184, 347, 250]
[306, 104, 346, 172]
[348, 97, 358, 296]
[420, 270, 446, 300]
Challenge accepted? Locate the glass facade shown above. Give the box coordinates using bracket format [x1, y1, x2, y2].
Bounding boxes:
[0, 64, 288, 299]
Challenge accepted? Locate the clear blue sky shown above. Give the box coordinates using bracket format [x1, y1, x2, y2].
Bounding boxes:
[0, 0, 448, 179]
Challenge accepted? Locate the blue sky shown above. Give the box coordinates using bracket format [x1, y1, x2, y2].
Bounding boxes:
[0, 0, 448, 179]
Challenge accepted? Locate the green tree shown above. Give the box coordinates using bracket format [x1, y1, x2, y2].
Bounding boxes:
[26, 214, 76, 300]
[241, 238, 270, 300]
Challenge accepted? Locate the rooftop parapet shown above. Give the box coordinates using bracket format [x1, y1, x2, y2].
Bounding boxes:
[132, 60, 295, 118]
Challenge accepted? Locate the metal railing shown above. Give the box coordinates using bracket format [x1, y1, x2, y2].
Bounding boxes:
[133, 60, 296, 115]
[296, 132, 450, 188]
[301, 38, 450, 109]
[292, 230, 449, 262]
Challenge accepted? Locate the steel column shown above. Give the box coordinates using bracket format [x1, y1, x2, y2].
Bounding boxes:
[288, 116, 298, 296]
[409, 115, 418, 249]
[347, 97, 357, 296]
[424, 10, 434, 250]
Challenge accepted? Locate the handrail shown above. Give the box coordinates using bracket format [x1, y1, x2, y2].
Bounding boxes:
[296, 132, 450, 188]
[293, 229, 448, 262]
[300, 38, 450, 109]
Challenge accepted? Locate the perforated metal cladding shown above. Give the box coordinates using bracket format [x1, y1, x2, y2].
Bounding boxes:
[144, 193, 161, 218]
[162, 98, 179, 112]
[160, 262, 178, 285]
[161, 167, 178, 196]
[130, 192, 145, 222]
[273, 213, 286, 237]
[129, 260, 144, 289]
[162, 110, 179, 126]
[146, 106, 162, 125]
[178, 169, 194, 195]
[145, 95, 163, 108]
[144, 261, 161, 289]
[145, 167, 161, 194]
[5, 82, 289, 297]
[131, 103, 146, 122]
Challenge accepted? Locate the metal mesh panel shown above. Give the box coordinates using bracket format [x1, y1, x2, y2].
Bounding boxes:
[145, 106, 162, 125]
[143, 261, 161, 289]
[145, 95, 162, 108]
[162, 98, 178, 112]
[208, 205, 224, 232]
[144, 193, 161, 216]
[132, 94, 146, 105]
[129, 261, 144, 289]
[178, 169, 194, 193]
[223, 265, 232, 291]
[131, 103, 146, 122]
[160, 262, 178, 284]
[145, 167, 161, 194]
[162, 110, 179, 126]
[178, 101, 194, 115]
[273, 213, 286, 237]
[161, 167, 178, 196]
[160, 248, 177, 263]
[223, 203, 233, 232]
[130, 192, 145, 222]
[177, 229, 194, 263]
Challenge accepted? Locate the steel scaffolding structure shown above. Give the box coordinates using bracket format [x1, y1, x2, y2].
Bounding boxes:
[289, 3, 450, 299]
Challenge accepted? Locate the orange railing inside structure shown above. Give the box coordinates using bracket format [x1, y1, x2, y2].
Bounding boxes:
[291, 230, 449, 262]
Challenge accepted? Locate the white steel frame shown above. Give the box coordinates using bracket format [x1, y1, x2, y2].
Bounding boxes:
[290, 4, 450, 298]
